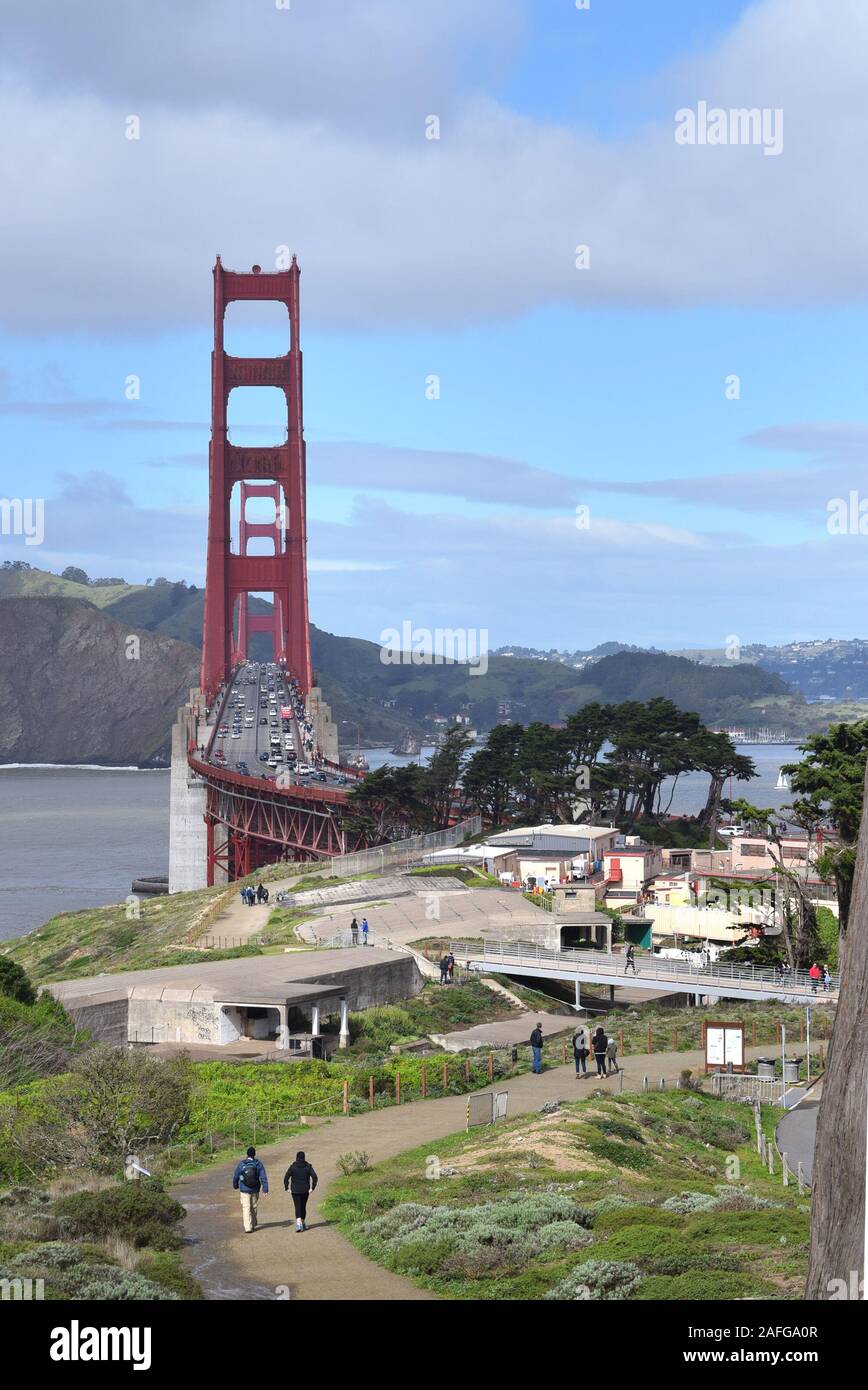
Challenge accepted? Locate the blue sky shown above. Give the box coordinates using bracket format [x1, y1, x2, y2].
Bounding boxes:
[2, 0, 868, 651]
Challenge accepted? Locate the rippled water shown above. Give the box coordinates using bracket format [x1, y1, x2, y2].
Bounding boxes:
[0, 766, 169, 940]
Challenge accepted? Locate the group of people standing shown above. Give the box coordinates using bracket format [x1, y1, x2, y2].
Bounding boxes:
[808, 961, 833, 992]
[349, 916, 369, 946]
[240, 883, 269, 907]
[439, 953, 456, 984]
[529, 1021, 619, 1077]
[572, 1023, 619, 1077]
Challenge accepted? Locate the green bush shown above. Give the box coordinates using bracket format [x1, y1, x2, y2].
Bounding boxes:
[635, 1270, 762, 1301]
[52, 1183, 186, 1250]
[0, 959, 36, 1004]
[545, 1259, 642, 1301]
[136, 1251, 203, 1299]
[593, 1205, 683, 1233]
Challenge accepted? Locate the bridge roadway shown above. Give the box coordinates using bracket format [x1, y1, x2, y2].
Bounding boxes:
[203, 659, 351, 792]
[457, 939, 840, 1005]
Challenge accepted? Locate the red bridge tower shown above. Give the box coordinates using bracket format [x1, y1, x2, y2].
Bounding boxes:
[201, 256, 312, 700]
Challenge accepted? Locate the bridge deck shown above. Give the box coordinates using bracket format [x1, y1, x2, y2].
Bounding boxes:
[458, 941, 839, 1004]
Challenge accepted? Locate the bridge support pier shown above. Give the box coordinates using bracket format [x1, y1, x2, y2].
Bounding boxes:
[169, 692, 209, 893]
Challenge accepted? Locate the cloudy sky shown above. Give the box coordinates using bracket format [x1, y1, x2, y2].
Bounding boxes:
[2, 0, 868, 649]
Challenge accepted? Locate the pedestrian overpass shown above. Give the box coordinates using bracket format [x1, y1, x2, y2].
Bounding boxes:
[457, 939, 839, 1007]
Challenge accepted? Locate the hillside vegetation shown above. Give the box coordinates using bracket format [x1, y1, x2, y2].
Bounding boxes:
[324, 1089, 809, 1301]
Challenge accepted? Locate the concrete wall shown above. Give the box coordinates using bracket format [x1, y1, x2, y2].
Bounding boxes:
[60, 995, 129, 1047]
[128, 996, 220, 1045]
[168, 702, 209, 893]
[301, 955, 422, 1010]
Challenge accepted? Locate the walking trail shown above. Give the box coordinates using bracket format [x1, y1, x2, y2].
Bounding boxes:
[173, 1041, 824, 1301]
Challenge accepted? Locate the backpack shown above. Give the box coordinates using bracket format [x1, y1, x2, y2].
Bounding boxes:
[240, 1159, 261, 1191]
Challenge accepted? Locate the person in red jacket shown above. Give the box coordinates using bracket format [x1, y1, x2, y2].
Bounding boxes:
[809, 962, 822, 994]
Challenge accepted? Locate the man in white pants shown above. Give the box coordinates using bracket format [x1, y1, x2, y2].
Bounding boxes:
[232, 1146, 269, 1232]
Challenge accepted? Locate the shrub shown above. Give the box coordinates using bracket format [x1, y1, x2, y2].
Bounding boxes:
[66, 1266, 180, 1300]
[593, 1205, 682, 1233]
[136, 1252, 203, 1299]
[52, 1183, 186, 1250]
[635, 1270, 761, 1301]
[662, 1191, 718, 1214]
[10, 1241, 82, 1270]
[545, 1259, 642, 1301]
[0, 959, 36, 1004]
[336, 1151, 372, 1176]
[363, 1192, 590, 1277]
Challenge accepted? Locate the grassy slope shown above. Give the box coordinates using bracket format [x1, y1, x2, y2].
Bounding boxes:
[323, 1089, 809, 1301]
[0, 567, 142, 608]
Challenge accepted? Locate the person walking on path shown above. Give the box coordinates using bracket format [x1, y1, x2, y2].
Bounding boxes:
[572, 1024, 589, 1078]
[530, 1022, 544, 1074]
[350, 916, 359, 946]
[606, 1035, 619, 1075]
[809, 961, 821, 995]
[361, 917, 369, 946]
[283, 1150, 318, 1232]
[592, 1026, 608, 1077]
[439, 954, 450, 985]
[232, 1146, 268, 1233]
[624, 944, 637, 975]
[447, 953, 455, 982]
[822, 964, 832, 991]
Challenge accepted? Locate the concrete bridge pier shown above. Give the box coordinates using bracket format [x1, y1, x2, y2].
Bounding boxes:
[169, 692, 209, 893]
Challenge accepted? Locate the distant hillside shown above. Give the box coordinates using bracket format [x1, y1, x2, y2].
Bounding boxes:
[0, 597, 199, 765]
[3, 566, 866, 761]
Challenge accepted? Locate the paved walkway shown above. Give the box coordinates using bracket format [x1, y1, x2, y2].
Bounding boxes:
[776, 1078, 823, 1185]
[172, 1041, 825, 1301]
[431, 1011, 575, 1052]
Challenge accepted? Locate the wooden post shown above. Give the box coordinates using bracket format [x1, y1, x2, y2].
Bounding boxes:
[395, 1072, 401, 1105]
[767, 1145, 774, 1175]
[799, 1018, 804, 1043]
[368, 1075, 374, 1110]
[561, 1039, 567, 1064]
[619, 1029, 625, 1055]
[776, 1022, 781, 1043]
[421, 1065, 427, 1098]
[488, 1053, 494, 1082]
[342, 1080, 349, 1116]
[782, 1152, 789, 1186]
[797, 1161, 805, 1195]
[464, 1058, 471, 1084]
[647, 1024, 652, 1054]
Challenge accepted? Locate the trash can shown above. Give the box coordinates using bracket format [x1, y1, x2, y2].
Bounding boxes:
[784, 1057, 801, 1085]
[757, 1058, 775, 1079]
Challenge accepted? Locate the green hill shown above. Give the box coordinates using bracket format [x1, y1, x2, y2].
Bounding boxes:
[3, 565, 865, 750]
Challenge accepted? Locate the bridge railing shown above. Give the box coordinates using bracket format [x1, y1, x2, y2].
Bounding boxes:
[328, 817, 483, 878]
[462, 939, 838, 996]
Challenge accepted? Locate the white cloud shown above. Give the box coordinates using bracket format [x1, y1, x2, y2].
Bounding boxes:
[1, 0, 867, 332]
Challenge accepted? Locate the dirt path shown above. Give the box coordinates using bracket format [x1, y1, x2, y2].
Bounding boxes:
[173, 1041, 824, 1301]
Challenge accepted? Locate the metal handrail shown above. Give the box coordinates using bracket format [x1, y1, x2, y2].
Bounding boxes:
[458, 938, 838, 996]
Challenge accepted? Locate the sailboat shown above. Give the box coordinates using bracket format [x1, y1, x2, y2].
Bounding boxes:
[775, 769, 791, 791]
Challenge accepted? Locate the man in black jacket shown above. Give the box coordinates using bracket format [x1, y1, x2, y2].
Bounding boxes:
[529, 1022, 544, 1074]
[283, 1150, 318, 1232]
